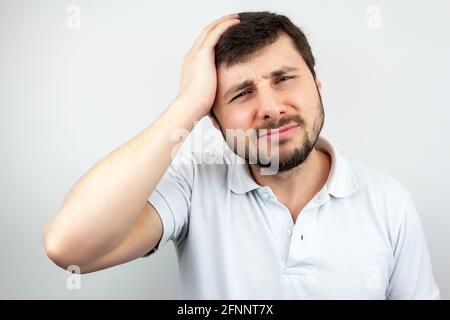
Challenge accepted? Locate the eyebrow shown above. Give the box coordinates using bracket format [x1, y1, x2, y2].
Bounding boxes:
[223, 65, 299, 101]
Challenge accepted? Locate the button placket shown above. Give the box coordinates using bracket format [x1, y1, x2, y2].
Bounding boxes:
[282, 229, 292, 238]
[285, 207, 319, 272]
[259, 187, 275, 202]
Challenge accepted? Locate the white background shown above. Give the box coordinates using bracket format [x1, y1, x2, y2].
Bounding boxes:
[0, 0, 448, 299]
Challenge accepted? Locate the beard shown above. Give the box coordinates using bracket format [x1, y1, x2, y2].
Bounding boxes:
[250, 103, 323, 172]
[257, 130, 316, 172]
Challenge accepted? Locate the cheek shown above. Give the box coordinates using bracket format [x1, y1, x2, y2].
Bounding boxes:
[222, 109, 254, 130]
[289, 84, 321, 114]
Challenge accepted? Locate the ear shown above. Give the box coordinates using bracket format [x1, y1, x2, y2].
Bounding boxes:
[315, 77, 322, 92]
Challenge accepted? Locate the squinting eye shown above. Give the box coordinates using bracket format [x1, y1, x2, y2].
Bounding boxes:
[278, 76, 294, 83]
[231, 91, 251, 102]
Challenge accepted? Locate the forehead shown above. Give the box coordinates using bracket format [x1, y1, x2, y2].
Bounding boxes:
[217, 34, 307, 88]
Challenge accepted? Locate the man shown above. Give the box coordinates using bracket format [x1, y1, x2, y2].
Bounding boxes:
[44, 12, 440, 299]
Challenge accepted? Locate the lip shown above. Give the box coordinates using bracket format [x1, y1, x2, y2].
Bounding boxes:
[258, 123, 299, 140]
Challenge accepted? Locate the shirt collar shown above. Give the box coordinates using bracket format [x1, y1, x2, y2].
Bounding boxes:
[227, 135, 359, 198]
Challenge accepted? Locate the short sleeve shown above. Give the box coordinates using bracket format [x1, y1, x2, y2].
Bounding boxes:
[386, 192, 440, 299]
[143, 151, 195, 257]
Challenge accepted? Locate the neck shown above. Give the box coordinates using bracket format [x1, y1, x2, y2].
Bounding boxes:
[248, 148, 331, 207]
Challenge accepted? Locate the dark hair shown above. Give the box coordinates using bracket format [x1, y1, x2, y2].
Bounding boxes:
[215, 11, 316, 79]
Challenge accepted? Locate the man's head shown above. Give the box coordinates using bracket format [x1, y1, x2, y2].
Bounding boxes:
[209, 11, 324, 173]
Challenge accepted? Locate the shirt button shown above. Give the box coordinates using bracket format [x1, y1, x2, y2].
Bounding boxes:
[263, 192, 271, 201]
[283, 230, 292, 238]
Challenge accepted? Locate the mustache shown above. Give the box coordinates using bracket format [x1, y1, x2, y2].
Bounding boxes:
[256, 115, 304, 134]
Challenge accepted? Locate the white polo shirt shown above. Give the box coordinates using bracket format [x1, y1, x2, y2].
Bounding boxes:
[146, 136, 440, 299]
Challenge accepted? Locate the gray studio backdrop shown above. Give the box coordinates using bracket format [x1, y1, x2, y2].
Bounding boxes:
[0, 0, 449, 299]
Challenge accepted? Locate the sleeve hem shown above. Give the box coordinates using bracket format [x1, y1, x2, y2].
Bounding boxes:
[142, 189, 176, 257]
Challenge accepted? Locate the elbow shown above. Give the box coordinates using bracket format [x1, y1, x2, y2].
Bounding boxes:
[44, 232, 71, 271]
[43, 225, 83, 273]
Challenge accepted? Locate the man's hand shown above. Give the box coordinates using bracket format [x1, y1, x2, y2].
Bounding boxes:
[176, 13, 240, 118]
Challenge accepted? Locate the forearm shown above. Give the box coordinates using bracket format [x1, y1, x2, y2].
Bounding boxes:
[44, 98, 201, 264]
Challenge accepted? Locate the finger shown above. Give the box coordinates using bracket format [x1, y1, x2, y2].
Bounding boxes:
[201, 18, 240, 49]
[192, 13, 239, 49]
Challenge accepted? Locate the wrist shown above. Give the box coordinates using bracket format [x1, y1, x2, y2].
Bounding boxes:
[170, 96, 209, 122]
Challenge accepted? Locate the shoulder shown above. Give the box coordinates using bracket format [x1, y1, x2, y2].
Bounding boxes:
[349, 159, 410, 199]
[346, 158, 413, 224]
[170, 149, 234, 184]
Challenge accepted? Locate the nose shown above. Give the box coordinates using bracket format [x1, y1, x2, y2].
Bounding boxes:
[255, 88, 287, 121]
